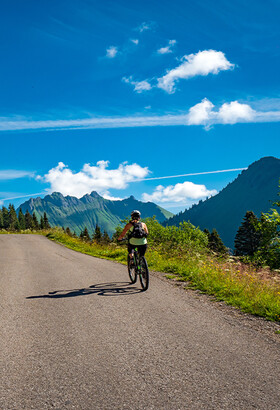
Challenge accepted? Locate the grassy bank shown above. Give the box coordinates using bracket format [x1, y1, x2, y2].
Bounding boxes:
[46, 228, 280, 323]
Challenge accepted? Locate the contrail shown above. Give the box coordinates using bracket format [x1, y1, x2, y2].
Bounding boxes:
[140, 167, 247, 181]
[0, 192, 45, 202]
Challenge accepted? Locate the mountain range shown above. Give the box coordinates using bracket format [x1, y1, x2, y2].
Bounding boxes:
[17, 156, 280, 248]
[17, 192, 173, 236]
[164, 156, 280, 249]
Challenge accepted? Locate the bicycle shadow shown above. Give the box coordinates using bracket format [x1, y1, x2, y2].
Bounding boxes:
[26, 282, 142, 299]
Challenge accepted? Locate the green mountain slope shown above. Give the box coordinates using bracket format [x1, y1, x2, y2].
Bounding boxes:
[165, 157, 280, 249]
[17, 191, 173, 236]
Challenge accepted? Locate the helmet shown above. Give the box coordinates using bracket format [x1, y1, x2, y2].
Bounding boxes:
[131, 210, 141, 219]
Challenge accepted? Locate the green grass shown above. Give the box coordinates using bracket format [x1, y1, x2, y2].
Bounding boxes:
[45, 228, 280, 323]
[46, 229, 128, 263]
[0, 229, 50, 235]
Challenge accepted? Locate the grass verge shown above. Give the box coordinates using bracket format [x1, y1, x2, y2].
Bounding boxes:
[45, 229, 280, 323]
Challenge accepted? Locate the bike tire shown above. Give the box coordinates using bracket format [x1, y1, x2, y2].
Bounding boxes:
[139, 256, 149, 291]
[127, 254, 137, 284]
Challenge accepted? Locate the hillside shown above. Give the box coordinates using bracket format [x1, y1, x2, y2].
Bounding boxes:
[165, 157, 280, 249]
[17, 191, 173, 236]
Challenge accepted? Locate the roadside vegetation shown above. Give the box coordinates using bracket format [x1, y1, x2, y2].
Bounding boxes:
[45, 218, 280, 323]
[1, 202, 280, 323]
[234, 209, 280, 269]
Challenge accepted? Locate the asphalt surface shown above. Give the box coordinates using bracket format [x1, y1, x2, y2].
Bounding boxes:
[0, 234, 280, 410]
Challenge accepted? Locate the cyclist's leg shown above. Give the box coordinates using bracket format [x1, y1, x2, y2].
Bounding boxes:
[127, 243, 136, 260]
[138, 244, 147, 257]
[138, 245, 149, 290]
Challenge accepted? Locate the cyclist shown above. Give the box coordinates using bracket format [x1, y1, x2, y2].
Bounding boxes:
[117, 210, 148, 260]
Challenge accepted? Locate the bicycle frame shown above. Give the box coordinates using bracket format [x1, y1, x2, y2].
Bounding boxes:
[131, 249, 141, 273]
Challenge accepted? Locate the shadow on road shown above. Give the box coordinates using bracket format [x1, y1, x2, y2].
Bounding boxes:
[26, 282, 142, 299]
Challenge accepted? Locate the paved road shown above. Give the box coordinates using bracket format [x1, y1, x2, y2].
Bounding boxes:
[1, 234, 280, 409]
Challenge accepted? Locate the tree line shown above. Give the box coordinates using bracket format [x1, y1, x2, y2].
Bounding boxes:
[0, 204, 51, 231]
[234, 209, 280, 268]
[234, 183, 280, 268]
[63, 224, 111, 244]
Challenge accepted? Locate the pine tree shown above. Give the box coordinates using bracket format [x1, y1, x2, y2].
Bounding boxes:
[102, 230, 111, 244]
[203, 228, 211, 242]
[93, 224, 102, 243]
[273, 178, 280, 207]
[43, 212, 51, 229]
[208, 229, 228, 254]
[40, 215, 44, 230]
[0, 208, 3, 229]
[234, 211, 261, 256]
[80, 227, 91, 242]
[65, 227, 72, 236]
[25, 210, 34, 230]
[203, 228, 210, 237]
[18, 208, 26, 230]
[8, 204, 19, 231]
[32, 212, 39, 230]
[2, 206, 10, 229]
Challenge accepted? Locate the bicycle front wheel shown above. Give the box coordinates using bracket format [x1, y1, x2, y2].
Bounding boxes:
[127, 254, 137, 284]
[139, 256, 149, 291]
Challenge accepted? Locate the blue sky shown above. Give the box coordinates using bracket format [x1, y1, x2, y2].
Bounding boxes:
[1, 0, 280, 213]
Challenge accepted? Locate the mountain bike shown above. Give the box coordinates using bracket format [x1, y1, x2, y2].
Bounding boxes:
[127, 247, 149, 291]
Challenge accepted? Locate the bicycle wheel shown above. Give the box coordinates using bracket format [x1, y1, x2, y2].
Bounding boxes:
[127, 254, 137, 284]
[139, 256, 149, 291]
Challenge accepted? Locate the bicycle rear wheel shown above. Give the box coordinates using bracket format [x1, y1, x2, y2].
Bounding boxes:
[139, 256, 149, 291]
[127, 254, 137, 284]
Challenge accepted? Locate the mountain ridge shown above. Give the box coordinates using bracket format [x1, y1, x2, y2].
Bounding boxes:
[164, 156, 280, 249]
[17, 191, 173, 236]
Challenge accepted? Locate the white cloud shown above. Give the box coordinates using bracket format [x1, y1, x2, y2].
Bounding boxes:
[157, 39, 176, 54]
[0, 170, 35, 180]
[142, 181, 217, 203]
[40, 161, 150, 198]
[123, 76, 152, 93]
[218, 101, 255, 124]
[102, 194, 123, 201]
[187, 98, 256, 128]
[137, 22, 152, 32]
[187, 98, 215, 126]
[106, 46, 118, 58]
[157, 49, 234, 93]
[131, 39, 139, 45]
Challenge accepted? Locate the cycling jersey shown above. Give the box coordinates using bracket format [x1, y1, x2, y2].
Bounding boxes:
[128, 223, 147, 246]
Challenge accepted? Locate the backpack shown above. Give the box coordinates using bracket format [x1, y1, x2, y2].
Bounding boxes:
[130, 221, 146, 239]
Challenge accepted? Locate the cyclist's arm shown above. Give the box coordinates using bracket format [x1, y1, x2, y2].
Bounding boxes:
[118, 223, 132, 240]
[142, 223, 148, 235]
